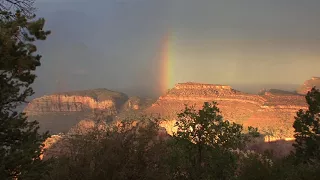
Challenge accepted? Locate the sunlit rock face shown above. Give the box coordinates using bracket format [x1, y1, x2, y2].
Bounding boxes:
[147, 82, 308, 138]
[297, 77, 320, 95]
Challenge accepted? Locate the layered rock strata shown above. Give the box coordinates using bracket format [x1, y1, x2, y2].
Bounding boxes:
[147, 82, 308, 138]
[25, 88, 129, 115]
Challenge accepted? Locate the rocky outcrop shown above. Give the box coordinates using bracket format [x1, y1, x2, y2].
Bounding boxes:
[297, 77, 320, 95]
[147, 83, 308, 138]
[25, 89, 129, 115]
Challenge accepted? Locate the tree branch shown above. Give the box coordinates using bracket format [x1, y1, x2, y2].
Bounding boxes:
[0, 0, 35, 16]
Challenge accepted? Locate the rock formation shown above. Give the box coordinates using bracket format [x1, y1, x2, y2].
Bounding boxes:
[147, 82, 307, 138]
[297, 77, 320, 95]
[25, 88, 129, 115]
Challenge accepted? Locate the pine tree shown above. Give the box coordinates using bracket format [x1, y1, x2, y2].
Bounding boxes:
[293, 87, 320, 164]
[0, 1, 51, 179]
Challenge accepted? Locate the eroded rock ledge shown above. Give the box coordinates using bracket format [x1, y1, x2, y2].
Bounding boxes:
[152, 83, 307, 110]
[24, 88, 128, 115]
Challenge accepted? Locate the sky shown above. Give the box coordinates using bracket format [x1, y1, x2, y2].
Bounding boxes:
[32, 0, 320, 97]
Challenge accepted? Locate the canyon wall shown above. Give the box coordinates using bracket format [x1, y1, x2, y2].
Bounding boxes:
[147, 82, 308, 138]
[25, 88, 129, 115]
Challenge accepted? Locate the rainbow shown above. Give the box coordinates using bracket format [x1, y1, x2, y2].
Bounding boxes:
[160, 31, 176, 93]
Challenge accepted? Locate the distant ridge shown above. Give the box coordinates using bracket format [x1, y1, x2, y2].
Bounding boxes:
[297, 77, 320, 95]
[258, 89, 300, 96]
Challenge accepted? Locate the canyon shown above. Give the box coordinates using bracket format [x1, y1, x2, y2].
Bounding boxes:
[32, 78, 320, 159]
[26, 78, 319, 139]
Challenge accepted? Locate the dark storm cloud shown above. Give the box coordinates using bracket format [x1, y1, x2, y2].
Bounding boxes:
[32, 0, 320, 97]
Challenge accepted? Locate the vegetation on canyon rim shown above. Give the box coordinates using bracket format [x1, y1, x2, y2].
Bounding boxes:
[1, 1, 320, 180]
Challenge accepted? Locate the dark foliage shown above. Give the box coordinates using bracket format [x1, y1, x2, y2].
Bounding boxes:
[293, 87, 320, 164]
[0, 1, 51, 179]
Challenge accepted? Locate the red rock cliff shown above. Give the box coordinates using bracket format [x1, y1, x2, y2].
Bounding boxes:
[147, 82, 308, 138]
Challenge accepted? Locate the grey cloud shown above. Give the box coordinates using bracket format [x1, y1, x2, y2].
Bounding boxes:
[32, 0, 320, 98]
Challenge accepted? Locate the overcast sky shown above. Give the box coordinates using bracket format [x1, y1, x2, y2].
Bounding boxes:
[32, 0, 320, 97]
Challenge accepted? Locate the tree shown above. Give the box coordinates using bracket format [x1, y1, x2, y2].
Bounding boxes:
[175, 101, 258, 151]
[171, 101, 259, 179]
[0, 1, 51, 179]
[293, 87, 320, 164]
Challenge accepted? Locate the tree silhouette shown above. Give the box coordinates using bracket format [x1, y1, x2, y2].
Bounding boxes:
[293, 87, 320, 164]
[0, 1, 51, 178]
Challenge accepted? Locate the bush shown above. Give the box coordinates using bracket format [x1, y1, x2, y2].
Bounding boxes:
[45, 117, 171, 180]
[269, 156, 320, 180]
